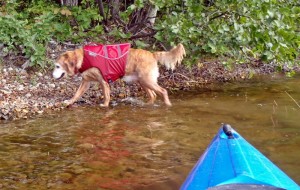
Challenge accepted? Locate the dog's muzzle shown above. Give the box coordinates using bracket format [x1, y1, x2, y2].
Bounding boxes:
[53, 66, 65, 80]
[56, 72, 65, 80]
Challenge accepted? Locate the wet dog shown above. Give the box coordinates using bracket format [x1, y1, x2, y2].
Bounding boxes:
[52, 43, 185, 107]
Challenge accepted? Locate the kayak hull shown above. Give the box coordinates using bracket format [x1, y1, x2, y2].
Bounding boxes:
[181, 126, 300, 190]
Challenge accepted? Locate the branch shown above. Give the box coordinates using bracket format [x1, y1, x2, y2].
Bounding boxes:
[129, 31, 157, 40]
[95, 0, 106, 24]
[209, 11, 228, 21]
[285, 91, 300, 109]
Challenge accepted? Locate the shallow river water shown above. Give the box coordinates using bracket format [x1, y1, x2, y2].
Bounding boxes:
[1, 74, 300, 190]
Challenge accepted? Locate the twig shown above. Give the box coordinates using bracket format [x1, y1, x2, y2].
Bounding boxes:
[147, 125, 153, 139]
[158, 42, 167, 51]
[129, 31, 157, 40]
[285, 91, 300, 109]
[174, 73, 191, 80]
[272, 100, 277, 114]
[273, 100, 278, 106]
[161, 72, 190, 80]
[271, 115, 276, 128]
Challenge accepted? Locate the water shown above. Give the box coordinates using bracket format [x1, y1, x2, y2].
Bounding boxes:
[0, 74, 300, 189]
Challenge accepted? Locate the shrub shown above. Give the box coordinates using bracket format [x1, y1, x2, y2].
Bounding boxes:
[0, 0, 299, 70]
[0, 0, 102, 68]
[153, 0, 300, 66]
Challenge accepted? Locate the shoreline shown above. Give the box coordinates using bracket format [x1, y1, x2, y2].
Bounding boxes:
[0, 61, 297, 121]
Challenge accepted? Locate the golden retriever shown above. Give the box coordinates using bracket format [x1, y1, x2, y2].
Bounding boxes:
[52, 43, 185, 107]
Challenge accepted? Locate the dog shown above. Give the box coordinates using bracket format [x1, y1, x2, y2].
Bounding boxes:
[52, 43, 186, 107]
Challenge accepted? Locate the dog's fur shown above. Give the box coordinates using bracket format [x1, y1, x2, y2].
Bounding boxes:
[52, 43, 186, 107]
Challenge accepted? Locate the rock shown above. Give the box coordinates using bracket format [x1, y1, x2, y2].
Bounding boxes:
[20, 69, 27, 75]
[22, 109, 29, 113]
[49, 84, 55, 88]
[37, 72, 43, 77]
[0, 89, 11, 94]
[37, 110, 44, 114]
[18, 85, 25, 91]
[25, 93, 32, 98]
[15, 108, 22, 112]
[118, 93, 126, 98]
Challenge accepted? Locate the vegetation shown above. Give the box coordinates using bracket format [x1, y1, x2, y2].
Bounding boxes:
[0, 0, 299, 69]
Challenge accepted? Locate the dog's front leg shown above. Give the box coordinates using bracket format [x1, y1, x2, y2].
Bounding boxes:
[64, 80, 90, 106]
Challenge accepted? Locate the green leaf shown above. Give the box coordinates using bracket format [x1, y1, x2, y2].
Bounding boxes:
[135, 40, 148, 48]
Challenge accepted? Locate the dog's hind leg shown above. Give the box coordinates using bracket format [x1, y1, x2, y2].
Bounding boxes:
[139, 78, 171, 106]
[141, 84, 157, 104]
[64, 80, 90, 105]
[146, 89, 157, 104]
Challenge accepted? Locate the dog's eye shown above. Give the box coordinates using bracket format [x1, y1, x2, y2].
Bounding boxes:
[56, 65, 60, 69]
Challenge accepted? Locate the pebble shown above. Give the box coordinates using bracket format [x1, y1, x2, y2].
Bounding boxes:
[25, 93, 32, 98]
[20, 69, 27, 74]
[22, 109, 29, 113]
[1, 89, 11, 94]
[18, 85, 25, 91]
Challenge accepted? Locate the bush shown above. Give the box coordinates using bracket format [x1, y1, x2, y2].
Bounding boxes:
[0, 0, 299, 70]
[153, 0, 300, 66]
[0, 0, 103, 68]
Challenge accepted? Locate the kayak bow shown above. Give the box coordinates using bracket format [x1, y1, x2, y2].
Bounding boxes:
[181, 124, 300, 190]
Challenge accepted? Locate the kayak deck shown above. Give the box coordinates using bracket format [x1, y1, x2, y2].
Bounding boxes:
[181, 124, 300, 190]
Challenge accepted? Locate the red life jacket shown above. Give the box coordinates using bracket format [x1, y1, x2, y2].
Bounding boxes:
[79, 43, 131, 83]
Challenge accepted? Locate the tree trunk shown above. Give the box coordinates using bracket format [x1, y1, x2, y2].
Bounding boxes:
[110, 0, 120, 19]
[147, 4, 158, 26]
[95, 0, 106, 23]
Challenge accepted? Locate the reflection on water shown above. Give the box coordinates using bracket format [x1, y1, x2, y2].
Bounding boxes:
[0, 74, 300, 189]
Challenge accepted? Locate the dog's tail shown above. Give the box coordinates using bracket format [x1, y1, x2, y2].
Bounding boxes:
[153, 43, 186, 71]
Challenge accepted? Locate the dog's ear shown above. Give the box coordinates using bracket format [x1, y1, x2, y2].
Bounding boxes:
[67, 52, 77, 74]
[72, 51, 78, 66]
[62, 49, 82, 76]
[70, 60, 75, 68]
[61, 51, 76, 75]
[74, 48, 83, 62]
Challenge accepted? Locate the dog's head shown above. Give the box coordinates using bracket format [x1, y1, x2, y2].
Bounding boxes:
[53, 49, 82, 79]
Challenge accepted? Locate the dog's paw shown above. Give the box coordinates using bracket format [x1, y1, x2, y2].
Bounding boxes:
[63, 99, 73, 106]
[99, 103, 109, 107]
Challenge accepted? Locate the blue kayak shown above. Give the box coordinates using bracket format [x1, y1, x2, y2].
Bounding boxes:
[181, 124, 300, 190]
